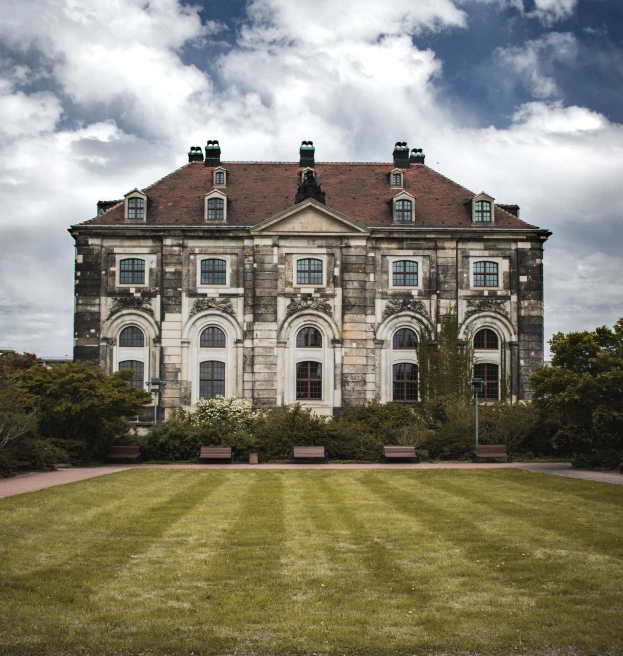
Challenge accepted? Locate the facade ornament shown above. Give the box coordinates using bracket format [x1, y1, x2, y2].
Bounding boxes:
[190, 298, 235, 317]
[382, 298, 429, 321]
[295, 169, 326, 205]
[286, 296, 332, 319]
[464, 298, 509, 319]
[107, 296, 154, 319]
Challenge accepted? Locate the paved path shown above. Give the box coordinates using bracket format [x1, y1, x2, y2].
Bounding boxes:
[0, 462, 621, 499]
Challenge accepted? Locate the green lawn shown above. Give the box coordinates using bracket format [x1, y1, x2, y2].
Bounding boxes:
[0, 470, 622, 655]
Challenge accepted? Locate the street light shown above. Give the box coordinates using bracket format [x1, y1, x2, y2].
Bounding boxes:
[467, 378, 487, 446]
[145, 378, 167, 423]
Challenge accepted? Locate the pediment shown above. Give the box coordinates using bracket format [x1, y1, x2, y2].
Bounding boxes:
[251, 199, 369, 235]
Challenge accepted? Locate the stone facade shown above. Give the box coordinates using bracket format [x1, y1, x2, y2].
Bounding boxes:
[71, 142, 550, 417]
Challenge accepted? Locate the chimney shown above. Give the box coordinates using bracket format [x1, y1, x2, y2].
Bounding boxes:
[410, 148, 425, 165]
[393, 142, 410, 168]
[299, 140, 315, 168]
[204, 140, 221, 166]
[188, 146, 204, 162]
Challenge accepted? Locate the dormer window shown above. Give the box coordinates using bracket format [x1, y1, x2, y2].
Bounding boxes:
[392, 191, 415, 223]
[475, 201, 491, 222]
[205, 190, 227, 222]
[124, 189, 147, 222]
[471, 192, 495, 224]
[390, 169, 403, 188]
[213, 167, 227, 187]
[300, 167, 315, 183]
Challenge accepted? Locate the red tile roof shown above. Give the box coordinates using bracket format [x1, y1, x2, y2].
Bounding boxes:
[82, 161, 538, 230]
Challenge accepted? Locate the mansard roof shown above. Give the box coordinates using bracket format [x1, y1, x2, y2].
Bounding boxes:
[82, 161, 538, 230]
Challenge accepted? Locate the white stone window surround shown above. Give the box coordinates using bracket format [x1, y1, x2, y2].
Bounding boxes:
[293, 253, 328, 289]
[182, 310, 243, 405]
[300, 167, 316, 182]
[469, 256, 507, 291]
[471, 192, 495, 224]
[124, 189, 147, 223]
[213, 166, 227, 187]
[204, 189, 228, 223]
[280, 312, 338, 411]
[196, 254, 232, 291]
[388, 256, 423, 290]
[392, 190, 415, 223]
[390, 168, 403, 188]
[114, 253, 157, 288]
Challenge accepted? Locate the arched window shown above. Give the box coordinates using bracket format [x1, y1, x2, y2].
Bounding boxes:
[296, 327, 322, 348]
[127, 197, 144, 220]
[392, 328, 418, 349]
[200, 326, 226, 348]
[296, 361, 322, 399]
[119, 326, 145, 347]
[473, 261, 498, 287]
[200, 361, 225, 399]
[119, 360, 144, 389]
[475, 200, 492, 222]
[201, 258, 226, 285]
[393, 363, 418, 401]
[119, 258, 145, 284]
[395, 199, 412, 222]
[474, 363, 499, 400]
[392, 260, 418, 286]
[297, 258, 323, 285]
[474, 329, 498, 350]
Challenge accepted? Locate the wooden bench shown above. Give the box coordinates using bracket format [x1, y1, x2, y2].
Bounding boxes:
[291, 446, 327, 463]
[382, 446, 420, 463]
[472, 445, 511, 462]
[106, 446, 142, 463]
[197, 446, 234, 464]
[619, 461, 622, 474]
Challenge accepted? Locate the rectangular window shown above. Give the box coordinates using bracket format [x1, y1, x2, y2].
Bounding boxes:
[475, 200, 492, 222]
[474, 363, 499, 400]
[395, 199, 412, 222]
[207, 198, 224, 220]
[297, 258, 323, 285]
[119, 258, 145, 285]
[473, 261, 498, 287]
[215, 172, 225, 184]
[201, 259, 227, 285]
[392, 260, 418, 286]
[127, 197, 144, 220]
[392, 173, 402, 186]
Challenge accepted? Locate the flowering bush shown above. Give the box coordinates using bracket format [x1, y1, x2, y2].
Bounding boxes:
[190, 397, 260, 430]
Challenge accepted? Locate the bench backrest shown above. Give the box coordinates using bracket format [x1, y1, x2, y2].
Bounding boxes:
[293, 446, 325, 458]
[199, 446, 232, 456]
[107, 446, 140, 457]
[384, 446, 417, 456]
[475, 445, 508, 457]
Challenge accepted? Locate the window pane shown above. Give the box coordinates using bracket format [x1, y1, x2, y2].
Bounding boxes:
[393, 363, 418, 401]
[296, 327, 322, 348]
[473, 261, 497, 287]
[296, 361, 322, 399]
[200, 326, 226, 348]
[393, 328, 417, 349]
[119, 360, 144, 389]
[119, 326, 145, 347]
[392, 260, 418, 286]
[475, 200, 491, 222]
[474, 329, 498, 350]
[395, 200, 412, 222]
[474, 363, 499, 400]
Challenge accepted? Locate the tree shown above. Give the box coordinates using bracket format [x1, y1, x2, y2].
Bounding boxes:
[530, 317, 623, 466]
[0, 353, 40, 450]
[24, 361, 152, 456]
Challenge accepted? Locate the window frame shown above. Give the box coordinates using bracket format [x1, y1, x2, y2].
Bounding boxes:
[118, 360, 145, 390]
[213, 167, 227, 187]
[392, 328, 418, 350]
[474, 200, 492, 223]
[199, 258, 227, 286]
[392, 362, 418, 402]
[474, 363, 499, 401]
[119, 325, 145, 348]
[124, 190, 147, 222]
[473, 328, 499, 350]
[471, 193, 495, 225]
[391, 259, 418, 287]
[294, 256, 325, 287]
[118, 258, 146, 285]
[200, 326, 226, 348]
[392, 192, 415, 224]
[390, 169, 403, 188]
[296, 326, 323, 348]
[472, 260, 500, 288]
[296, 361, 323, 400]
[199, 360, 226, 399]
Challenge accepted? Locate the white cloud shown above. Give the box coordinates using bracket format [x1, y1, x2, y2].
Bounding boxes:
[0, 0, 621, 357]
[532, 0, 578, 25]
[495, 32, 578, 99]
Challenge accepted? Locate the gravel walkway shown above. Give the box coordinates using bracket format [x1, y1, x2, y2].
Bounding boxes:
[0, 462, 621, 499]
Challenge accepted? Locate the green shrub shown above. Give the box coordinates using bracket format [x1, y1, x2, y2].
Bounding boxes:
[142, 419, 202, 461]
[573, 449, 622, 470]
[0, 451, 15, 477]
[17, 438, 69, 470]
[426, 399, 474, 459]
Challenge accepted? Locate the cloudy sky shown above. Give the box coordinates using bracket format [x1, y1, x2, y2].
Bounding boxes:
[0, 0, 622, 357]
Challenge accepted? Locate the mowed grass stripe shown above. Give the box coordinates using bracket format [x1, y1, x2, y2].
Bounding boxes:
[0, 470, 229, 654]
[365, 470, 623, 653]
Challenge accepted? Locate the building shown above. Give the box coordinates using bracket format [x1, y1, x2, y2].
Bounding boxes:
[70, 140, 550, 419]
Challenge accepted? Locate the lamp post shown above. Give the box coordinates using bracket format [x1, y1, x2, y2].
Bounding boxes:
[467, 378, 487, 446]
[145, 378, 167, 423]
